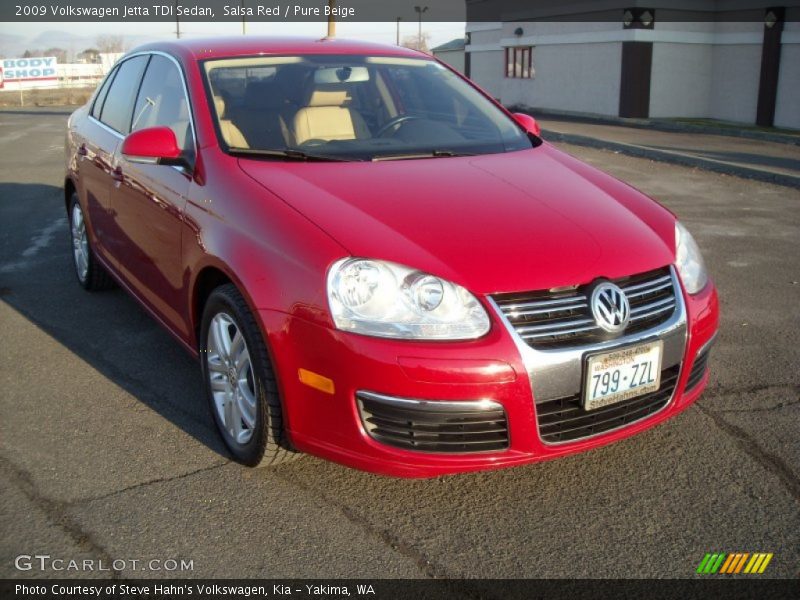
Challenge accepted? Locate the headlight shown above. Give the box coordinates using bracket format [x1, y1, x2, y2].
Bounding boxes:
[327, 258, 491, 339]
[675, 221, 708, 294]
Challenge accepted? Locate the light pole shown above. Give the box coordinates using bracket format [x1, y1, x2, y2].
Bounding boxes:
[414, 6, 428, 51]
[396, 17, 402, 45]
[241, 0, 246, 35]
[327, 0, 336, 38]
[175, 0, 181, 38]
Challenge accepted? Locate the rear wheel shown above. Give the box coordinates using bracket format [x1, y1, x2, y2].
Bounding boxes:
[200, 284, 299, 466]
[69, 194, 114, 291]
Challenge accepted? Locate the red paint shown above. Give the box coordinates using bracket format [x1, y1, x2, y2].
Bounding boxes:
[65, 37, 720, 477]
[512, 112, 541, 136]
[121, 126, 182, 161]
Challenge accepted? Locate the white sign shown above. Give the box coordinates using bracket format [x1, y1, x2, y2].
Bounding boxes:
[2, 57, 58, 82]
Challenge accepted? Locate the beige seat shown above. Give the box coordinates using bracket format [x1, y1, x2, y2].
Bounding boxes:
[213, 96, 249, 148]
[228, 80, 294, 148]
[292, 84, 371, 145]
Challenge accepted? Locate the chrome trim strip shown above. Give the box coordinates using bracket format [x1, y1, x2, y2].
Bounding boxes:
[621, 274, 672, 294]
[516, 317, 595, 334]
[501, 295, 585, 311]
[696, 331, 718, 358]
[507, 301, 588, 317]
[521, 323, 599, 340]
[631, 296, 675, 314]
[356, 390, 503, 413]
[88, 114, 124, 139]
[487, 266, 688, 446]
[630, 302, 676, 321]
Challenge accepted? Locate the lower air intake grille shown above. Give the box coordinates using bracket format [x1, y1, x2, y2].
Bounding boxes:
[357, 392, 509, 453]
[536, 364, 680, 443]
[685, 347, 711, 391]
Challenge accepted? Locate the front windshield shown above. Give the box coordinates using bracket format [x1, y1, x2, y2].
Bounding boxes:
[202, 54, 535, 160]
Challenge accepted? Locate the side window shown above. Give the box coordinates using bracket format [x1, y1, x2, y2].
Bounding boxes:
[91, 66, 117, 120]
[99, 55, 149, 134]
[131, 55, 194, 154]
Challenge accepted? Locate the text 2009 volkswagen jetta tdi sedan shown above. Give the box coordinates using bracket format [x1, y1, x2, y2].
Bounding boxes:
[65, 37, 719, 477]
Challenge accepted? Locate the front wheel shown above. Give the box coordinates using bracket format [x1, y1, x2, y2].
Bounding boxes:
[200, 284, 299, 467]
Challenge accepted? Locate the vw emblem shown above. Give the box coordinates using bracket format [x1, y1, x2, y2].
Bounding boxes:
[590, 282, 631, 333]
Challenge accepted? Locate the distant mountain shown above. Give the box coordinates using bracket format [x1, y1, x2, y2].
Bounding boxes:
[31, 30, 81, 45]
[0, 30, 160, 60]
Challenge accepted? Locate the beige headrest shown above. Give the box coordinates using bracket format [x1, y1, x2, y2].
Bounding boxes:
[213, 95, 225, 117]
[307, 85, 351, 107]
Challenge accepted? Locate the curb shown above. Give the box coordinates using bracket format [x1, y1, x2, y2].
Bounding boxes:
[513, 106, 800, 147]
[544, 129, 800, 190]
[0, 106, 75, 115]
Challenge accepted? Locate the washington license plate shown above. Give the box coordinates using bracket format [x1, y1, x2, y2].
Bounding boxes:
[583, 341, 663, 411]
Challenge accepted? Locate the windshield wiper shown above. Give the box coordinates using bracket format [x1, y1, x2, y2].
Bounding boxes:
[228, 147, 358, 162]
[371, 150, 476, 162]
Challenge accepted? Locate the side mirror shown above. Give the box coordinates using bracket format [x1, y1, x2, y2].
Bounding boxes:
[512, 112, 541, 137]
[121, 126, 183, 166]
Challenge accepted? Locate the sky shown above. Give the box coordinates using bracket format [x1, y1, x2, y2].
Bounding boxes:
[0, 21, 466, 58]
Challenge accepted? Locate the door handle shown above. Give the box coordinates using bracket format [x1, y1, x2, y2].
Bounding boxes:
[112, 167, 124, 183]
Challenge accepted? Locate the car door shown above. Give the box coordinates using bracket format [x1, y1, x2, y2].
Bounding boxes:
[109, 54, 194, 338]
[85, 55, 150, 266]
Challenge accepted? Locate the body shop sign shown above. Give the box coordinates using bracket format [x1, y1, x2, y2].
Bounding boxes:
[3, 57, 58, 82]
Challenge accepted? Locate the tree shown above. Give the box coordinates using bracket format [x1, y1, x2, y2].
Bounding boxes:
[96, 35, 125, 54]
[78, 48, 101, 63]
[401, 33, 432, 53]
[44, 47, 67, 62]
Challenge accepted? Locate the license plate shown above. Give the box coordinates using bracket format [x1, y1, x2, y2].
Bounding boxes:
[584, 341, 663, 411]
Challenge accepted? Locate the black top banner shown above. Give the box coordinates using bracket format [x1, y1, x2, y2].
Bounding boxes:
[2, 0, 799, 22]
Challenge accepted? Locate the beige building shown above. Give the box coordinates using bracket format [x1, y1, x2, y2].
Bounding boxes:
[432, 37, 467, 73]
[464, 1, 800, 129]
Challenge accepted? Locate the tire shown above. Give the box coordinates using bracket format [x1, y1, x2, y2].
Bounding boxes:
[200, 283, 300, 467]
[68, 194, 115, 291]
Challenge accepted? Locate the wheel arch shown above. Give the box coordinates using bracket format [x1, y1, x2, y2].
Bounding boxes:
[64, 177, 76, 213]
[192, 264, 235, 344]
[191, 260, 299, 452]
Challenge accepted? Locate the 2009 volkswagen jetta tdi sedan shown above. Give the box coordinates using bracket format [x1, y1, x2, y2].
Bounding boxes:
[65, 37, 719, 477]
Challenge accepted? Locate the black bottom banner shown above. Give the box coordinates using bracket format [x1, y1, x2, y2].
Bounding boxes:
[3, 579, 799, 600]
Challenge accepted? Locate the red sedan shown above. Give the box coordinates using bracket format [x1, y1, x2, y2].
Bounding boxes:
[64, 37, 719, 477]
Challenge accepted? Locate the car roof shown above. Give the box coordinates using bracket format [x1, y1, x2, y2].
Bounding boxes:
[129, 36, 432, 62]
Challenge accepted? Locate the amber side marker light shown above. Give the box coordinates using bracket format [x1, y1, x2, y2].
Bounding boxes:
[298, 368, 336, 394]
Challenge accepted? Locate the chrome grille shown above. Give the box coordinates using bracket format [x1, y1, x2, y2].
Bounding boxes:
[493, 267, 677, 349]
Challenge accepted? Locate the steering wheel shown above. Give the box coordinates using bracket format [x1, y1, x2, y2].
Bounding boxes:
[376, 115, 421, 137]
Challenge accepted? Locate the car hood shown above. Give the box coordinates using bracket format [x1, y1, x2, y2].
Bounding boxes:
[238, 144, 676, 295]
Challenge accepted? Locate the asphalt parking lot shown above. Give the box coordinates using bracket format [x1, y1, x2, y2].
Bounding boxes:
[1, 109, 798, 580]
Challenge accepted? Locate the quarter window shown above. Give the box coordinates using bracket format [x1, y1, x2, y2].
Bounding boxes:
[91, 66, 117, 120]
[132, 55, 194, 154]
[505, 46, 533, 79]
[99, 55, 149, 134]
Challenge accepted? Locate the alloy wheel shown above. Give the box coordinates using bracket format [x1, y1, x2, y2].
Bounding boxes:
[71, 203, 89, 282]
[206, 312, 258, 445]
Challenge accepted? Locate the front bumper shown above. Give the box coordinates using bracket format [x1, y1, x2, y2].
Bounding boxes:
[259, 276, 719, 478]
